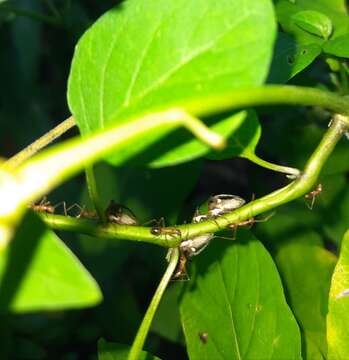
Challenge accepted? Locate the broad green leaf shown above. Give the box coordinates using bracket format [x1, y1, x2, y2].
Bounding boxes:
[98, 338, 161, 360]
[268, 32, 322, 83]
[327, 229, 349, 360]
[68, 0, 276, 166]
[323, 33, 349, 58]
[275, 233, 336, 359]
[291, 10, 332, 40]
[0, 212, 102, 312]
[275, 0, 349, 45]
[180, 232, 302, 360]
[318, 175, 349, 245]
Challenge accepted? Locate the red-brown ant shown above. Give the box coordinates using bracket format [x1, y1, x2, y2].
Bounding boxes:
[29, 196, 67, 215]
[229, 212, 275, 239]
[305, 183, 323, 210]
[29, 196, 54, 213]
[172, 252, 188, 280]
[150, 218, 181, 239]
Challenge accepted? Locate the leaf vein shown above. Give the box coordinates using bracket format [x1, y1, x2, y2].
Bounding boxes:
[218, 256, 242, 360]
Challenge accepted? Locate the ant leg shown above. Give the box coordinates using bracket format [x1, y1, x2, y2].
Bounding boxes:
[53, 201, 68, 216]
[213, 235, 236, 241]
[66, 203, 84, 217]
[310, 196, 316, 210]
[305, 198, 312, 210]
[191, 240, 211, 256]
[39, 196, 48, 206]
[144, 217, 165, 227]
[255, 212, 275, 223]
[231, 224, 238, 240]
[193, 208, 201, 218]
[142, 219, 158, 226]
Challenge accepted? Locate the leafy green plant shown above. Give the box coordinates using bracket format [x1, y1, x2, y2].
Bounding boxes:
[1, 0, 349, 359]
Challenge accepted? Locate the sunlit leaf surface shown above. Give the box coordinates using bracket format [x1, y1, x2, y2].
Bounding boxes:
[0, 212, 102, 312]
[68, 0, 275, 166]
[327, 229, 349, 360]
[180, 231, 301, 360]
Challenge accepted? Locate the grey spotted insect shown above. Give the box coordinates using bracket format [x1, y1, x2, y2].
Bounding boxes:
[208, 194, 246, 217]
[105, 200, 139, 225]
[180, 211, 213, 257]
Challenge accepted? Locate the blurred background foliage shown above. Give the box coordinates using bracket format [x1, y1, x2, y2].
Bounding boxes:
[0, 1, 349, 359]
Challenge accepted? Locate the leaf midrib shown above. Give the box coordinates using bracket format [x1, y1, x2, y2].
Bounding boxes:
[98, 7, 257, 126]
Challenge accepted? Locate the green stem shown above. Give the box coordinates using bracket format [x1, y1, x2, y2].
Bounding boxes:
[5, 116, 75, 169]
[128, 248, 179, 360]
[0, 109, 224, 247]
[182, 85, 349, 119]
[41, 115, 349, 247]
[85, 166, 106, 223]
[41, 213, 174, 247]
[246, 153, 300, 178]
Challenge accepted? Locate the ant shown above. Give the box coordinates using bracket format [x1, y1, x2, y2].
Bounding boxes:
[150, 218, 181, 239]
[229, 212, 275, 239]
[29, 196, 54, 213]
[29, 196, 67, 215]
[305, 183, 323, 210]
[172, 251, 189, 280]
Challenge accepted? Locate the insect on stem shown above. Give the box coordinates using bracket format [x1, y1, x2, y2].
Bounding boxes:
[304, 183, 323, 210]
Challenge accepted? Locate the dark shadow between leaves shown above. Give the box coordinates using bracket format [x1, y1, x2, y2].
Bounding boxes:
[268, 30, 323, 84]
[0, 211, 44, 313]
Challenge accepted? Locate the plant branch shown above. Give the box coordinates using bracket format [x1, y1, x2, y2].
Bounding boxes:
[0, 109, 225, 249]
[182, 85, 349, 120]
[41, 114, 349, 247]
[5, 116, 75, 169]
[85, 166, 106, 223]
[128, 248, 179, 360]
[246, 153, 300, 178]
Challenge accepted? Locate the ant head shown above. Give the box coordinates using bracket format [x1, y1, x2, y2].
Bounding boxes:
[151, 227, 161, 235]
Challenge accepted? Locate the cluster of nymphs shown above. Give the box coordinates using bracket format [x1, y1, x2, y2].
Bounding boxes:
[171, 194, 246, 280]
[180, 194, 246, 257]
